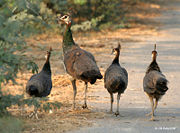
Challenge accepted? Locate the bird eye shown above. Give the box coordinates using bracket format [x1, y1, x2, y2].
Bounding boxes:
[64, 15, 67, 19]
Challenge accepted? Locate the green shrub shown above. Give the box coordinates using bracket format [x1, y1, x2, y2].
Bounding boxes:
[0, 116, 23, 133]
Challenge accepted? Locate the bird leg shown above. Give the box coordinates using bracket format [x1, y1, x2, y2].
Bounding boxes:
[82, 82, 88, 109]
[20, 104, 25, 116]
[109, 93, 114, 113]
[146, 96, 155, 121]
[146, 96, 153, 116]
[28, 112, 34, 118]
[154, 98, 158, 111]
[151, 98, 158, 117]
[28, 106, 39, 120]
[71, 79, 77, 109]
[34, 106, 39, 119]
[115, 92, 121, 116]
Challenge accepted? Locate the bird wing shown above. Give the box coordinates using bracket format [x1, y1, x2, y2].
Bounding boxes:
[104, 64, 127, 89]
[26, 72, 52, 96]
[84, 50, 96, 62]
[64, 48, 100, 79]
[122, 67, 128, 86]
[26, 74, 44, 94]
[143, 71, 166, 94]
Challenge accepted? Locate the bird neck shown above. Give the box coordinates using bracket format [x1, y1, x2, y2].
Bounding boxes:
[63, 24, 75, 50]
[146, 60, 161, 74]
[112, 51, 120, 64]
[152, 54, 157, 61]
[42, 59, 51, 75]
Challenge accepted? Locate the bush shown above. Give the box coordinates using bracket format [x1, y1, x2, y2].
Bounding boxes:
[0, 116, 23, 133]
[44, 0, 126, 31]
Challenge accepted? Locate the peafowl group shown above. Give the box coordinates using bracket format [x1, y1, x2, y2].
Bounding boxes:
[24, 11, 170, 122]
[104, 43, 128, 116]
[143, 44, 168, 121]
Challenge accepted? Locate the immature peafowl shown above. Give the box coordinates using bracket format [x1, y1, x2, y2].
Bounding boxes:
[143, 44, 168, 121]
[26, 47, 52, 118]
[104, 43, 128, 116]
[57, 14, 102, 109]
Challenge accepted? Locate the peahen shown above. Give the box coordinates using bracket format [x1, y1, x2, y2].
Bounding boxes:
[57, 14, 102, 109]
[26, 47, 52, 118]
[143, 44, 168, 121]
[104, 43, 128, 116]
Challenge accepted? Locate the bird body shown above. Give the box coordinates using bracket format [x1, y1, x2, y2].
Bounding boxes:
[26, 47, 52, 98]
[26, 69, 52, 97]
[105, 64, 128, 94]
[104, 44, 128, 116]
[64, 47, 102, 84]
[143, 71, 168, 97]
[58, 14, 102, 109]
[26, 48, 52, 119]
[143, 44, 168, 121]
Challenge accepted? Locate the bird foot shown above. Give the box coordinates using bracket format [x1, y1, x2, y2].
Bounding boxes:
[146, 112, 152, 116]
[72, 104, 76, 110]
[146, 112, 156, 117]
[82, 104, 88, 109]
[114, 111, 124, 117]
[114, 111, 119, 117]
[28, 112, 39, 120]
[149, 116, 159, 121]
[150, 118, 155, 121]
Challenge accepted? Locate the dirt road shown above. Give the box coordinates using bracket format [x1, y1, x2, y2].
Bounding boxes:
[67, 0, 180, 133]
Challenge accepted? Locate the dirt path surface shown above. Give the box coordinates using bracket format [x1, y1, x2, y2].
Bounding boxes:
[67, 0, 180, 133]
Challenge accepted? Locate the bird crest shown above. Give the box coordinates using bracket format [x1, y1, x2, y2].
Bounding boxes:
[151, 44, 158, 63]
[154, 44, 156, 51]
[152, 44, 158, 57]
[117, 42, 121, 50]
[112, 42, 121, 54]
[47, 47, 52, 55]
[45, 47, 52, 61]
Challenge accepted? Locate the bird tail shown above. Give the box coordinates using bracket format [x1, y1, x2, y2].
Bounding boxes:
[117, 78, 126, 92]
[81, 70, 103, 84]
[96, 72, 103, 79]
[108, 77, 126, 93]
[156, 77, 168, 95]
[27, 85, 39, 96]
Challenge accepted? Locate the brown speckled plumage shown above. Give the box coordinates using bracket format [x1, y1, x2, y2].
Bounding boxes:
[104, 43, 128, 116]
[143, 44, 168, 121]
[58, 14, 102, 109]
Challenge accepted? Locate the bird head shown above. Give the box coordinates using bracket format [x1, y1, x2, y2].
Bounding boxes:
[45, 47, 52, 60]
[57, 14, 71, 26]
[112, 43, 121, 55]
[152, 44, 158, 59]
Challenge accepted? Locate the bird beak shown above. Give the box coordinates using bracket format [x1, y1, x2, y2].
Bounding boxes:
[56, 17, 62, 24]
